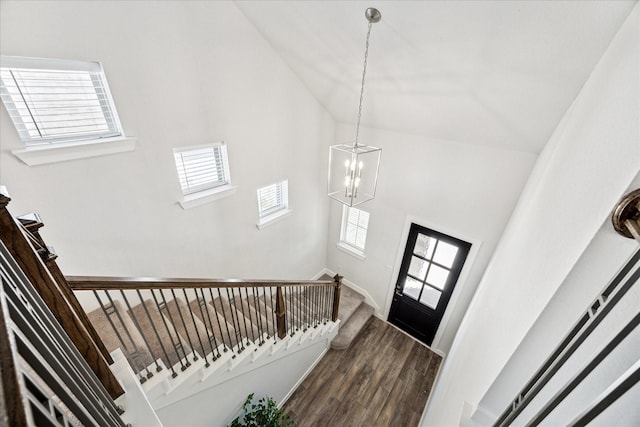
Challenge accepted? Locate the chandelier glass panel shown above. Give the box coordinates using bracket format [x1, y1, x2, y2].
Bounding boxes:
[328, 8, 382, 207]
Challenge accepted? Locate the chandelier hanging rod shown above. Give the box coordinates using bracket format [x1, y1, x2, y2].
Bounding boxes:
[354, 8, 381, 148]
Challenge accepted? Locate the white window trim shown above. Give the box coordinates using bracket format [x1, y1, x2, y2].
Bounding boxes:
[256, 208, 293, 230]
[1, 56, 125, 145]
[256, 179, 290, 229]
[1, 55, 132, 165]
[12, 136, 136, 166]
[174, 142, 234, 209]
[338, 205, 369, 260]
[336, 241, 366, 260]
[178, 184, 237, 209]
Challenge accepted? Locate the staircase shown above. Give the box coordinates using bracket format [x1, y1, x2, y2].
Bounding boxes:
[0, 187, 343, 427]
[330, 281, 375, 350]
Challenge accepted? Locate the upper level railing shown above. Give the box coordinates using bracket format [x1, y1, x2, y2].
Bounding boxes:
[0, 237, 125, 426]
[68, 276, 341, 382]
[493, 190, 640, 426]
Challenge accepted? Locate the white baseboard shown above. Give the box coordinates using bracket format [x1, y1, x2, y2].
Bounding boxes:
[317, 268, 381, 314]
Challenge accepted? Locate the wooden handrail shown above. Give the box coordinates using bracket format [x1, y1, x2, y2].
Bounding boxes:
[0, 188, 124, 399]
[68, 276, 335, 290]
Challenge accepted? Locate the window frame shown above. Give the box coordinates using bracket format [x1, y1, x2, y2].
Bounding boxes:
[338, 205, 370, 259]
[256, 179, 292, 229]
[0, 55, 134, 165]
[173, 142, 236, 209]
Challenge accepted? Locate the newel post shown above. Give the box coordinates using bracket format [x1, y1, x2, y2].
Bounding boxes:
[275, 286, 287, 339]
[332, 274, 343, 322]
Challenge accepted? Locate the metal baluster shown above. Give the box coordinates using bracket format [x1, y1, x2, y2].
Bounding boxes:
[269, 287, 277, 341]
[317, 286, 322, 324]
[224, 288, 245, 353]
[309, 286, 318, 328]
[196, 289, 220, 360]
[182, 289, 209, 367]
[92, 291, 146, 382]
[324, 285, 329, 324]
[297, 286, 303, 331]
[252, 287, 266, 344]
[291, 286, 296, 332]
[307, 286, 312, 328]
[293, 286, 299, 333]
[230, 288, 251, 348]
[314, 287, 319, 328]
[241, 288, 257, 344]
[102, 290, 152, 381]
[284, 286, 298, 336]
[209, 288, 231, 353]
[324, 286, 333, 324]
[152, 289, 189, 371]
[119, 289, 162, 378]
[296, 287, 301, 332]
[135, 290, 172, 376]
[301, 287, 307, 330]
[170, 289, 198, 362]
[281, 286, 296, 336]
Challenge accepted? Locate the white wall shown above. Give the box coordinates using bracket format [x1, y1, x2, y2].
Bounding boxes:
[424, 4, 639, 426]
[155, 339, 328, 427]
[0, 1, 333, 280]
[477, 214, 639, 423]
[326, 124, 536, 353]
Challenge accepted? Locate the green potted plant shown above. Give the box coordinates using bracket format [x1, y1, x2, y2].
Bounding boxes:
[228, 393, 297, 427]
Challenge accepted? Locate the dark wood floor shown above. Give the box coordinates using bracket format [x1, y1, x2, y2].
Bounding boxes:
[282, 317, 442, 427]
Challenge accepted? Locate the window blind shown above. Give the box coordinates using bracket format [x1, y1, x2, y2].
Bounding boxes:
[174, 145, 228, 195]
[257, 180, 288, 218]
[0, 57, 122, 146]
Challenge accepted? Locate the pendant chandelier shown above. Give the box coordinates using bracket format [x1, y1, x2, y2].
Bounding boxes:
[328, 8, 382, 207]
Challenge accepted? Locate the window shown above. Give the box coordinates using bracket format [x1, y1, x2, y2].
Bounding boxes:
[0, 56, 123, 146]
[173, 142, 235, 209]
[256, 180, 291, 229]
[338, 206, 370, 258]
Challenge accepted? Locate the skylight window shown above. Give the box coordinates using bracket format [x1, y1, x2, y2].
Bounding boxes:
[0, 56, 123, 146]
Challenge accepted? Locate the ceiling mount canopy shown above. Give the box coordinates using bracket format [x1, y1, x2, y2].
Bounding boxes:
[328, 8, 382, 207]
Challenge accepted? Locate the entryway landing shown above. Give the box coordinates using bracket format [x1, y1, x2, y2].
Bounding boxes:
[283, 316, 442, 426]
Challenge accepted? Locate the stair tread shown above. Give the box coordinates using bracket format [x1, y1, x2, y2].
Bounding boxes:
[331, 303, 374, 350]
[131, 299, 193, 368]
[87, 300, 154, 371]
[190, 297, 238, 349]
[337, 285, 366, 324]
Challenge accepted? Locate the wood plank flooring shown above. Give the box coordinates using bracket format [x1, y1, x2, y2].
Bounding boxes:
[282, 317, 442, 427]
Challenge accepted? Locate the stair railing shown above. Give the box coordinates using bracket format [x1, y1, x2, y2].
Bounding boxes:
[67, 275, 342, 382]
[0, 188, 124, 403]
[0, 231, 125, 425]
[0, 186, 343, 391]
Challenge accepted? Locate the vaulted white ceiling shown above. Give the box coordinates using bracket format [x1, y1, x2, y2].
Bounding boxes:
[236, 1, 636, 154]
